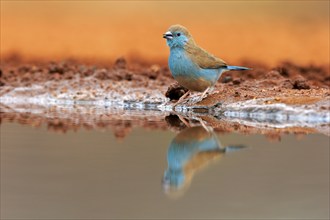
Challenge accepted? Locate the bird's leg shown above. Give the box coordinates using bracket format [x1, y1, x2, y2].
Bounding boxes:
[173, 90, 190, 107]
[197, 117, 213, 132]
[197, 87, 211, 102]
[177, 114, 191, 127]
[197, 86, 217, 103]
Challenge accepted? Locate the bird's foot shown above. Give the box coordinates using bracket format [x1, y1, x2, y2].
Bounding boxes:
[196, 87, 214, 103]
[196, 92, 209, 103]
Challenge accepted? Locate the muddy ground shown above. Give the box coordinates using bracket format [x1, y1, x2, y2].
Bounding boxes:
[0, 57, 329, 137]
[1, 58, 329, 103]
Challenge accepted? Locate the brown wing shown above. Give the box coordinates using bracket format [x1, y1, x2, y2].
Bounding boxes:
[185, 44, 227, 69]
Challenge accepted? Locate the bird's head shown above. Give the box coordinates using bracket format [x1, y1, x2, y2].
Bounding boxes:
[163, 24, 195, 48]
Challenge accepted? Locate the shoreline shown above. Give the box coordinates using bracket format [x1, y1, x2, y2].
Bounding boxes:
[1, 59, 329, 136]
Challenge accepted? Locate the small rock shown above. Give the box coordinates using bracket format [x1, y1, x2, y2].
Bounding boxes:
[149, 74, 157, 80]
[276, 67, 290, 77]
[114, 57, 127, 69]
[234, 91, 240, 97]
[150, 65, 160, 72]
[221, 76, 232, 83]
[21, 72, 32, 82]
[124, 72, 132, 81]
[293, 79, 310, 90]
[265, 70, 283, 79]
[165, 83, 188, 101]
[50, 73, 61, 81]
[94, 69, 109, 80]
[233, 78, 241, 85]
[281, 79, 294, 89]
[48, 63, 64, 74]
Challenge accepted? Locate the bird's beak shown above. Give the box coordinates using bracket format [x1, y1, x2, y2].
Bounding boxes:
[163, 31, 173, 39]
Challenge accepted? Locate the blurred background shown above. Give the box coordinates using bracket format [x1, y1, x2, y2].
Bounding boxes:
[1, 1, 329, 65]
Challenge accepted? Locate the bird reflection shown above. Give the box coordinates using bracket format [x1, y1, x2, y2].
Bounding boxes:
[163, 124, 245, 198]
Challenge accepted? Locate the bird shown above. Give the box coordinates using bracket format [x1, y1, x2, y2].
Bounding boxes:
[162, 124, 246, 197]
[163, 24, 250, 105]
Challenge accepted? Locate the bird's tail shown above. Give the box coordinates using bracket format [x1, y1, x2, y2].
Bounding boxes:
[223, 145, 247, 153]
[226, 65, 250, 71]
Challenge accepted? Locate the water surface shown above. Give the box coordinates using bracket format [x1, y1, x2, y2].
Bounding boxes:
[1, 120, 329, 219]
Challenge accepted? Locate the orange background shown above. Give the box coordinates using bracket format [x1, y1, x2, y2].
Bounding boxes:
[1, 1, 329, 65]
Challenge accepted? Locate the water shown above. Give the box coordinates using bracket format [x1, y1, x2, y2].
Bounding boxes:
[1, 118, 329, 219]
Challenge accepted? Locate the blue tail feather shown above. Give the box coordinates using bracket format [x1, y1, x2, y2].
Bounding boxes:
[226, 65, 250, 71]
[224, 145, 247, 153]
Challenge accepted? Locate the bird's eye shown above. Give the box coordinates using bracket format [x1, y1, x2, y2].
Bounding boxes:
[176, 33, 181, 37]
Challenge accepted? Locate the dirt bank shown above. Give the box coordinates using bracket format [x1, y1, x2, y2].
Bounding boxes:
[1, 58, 329, 105]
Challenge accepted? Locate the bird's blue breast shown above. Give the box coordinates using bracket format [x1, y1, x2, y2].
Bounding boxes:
[168, 48, 220, 92]
[169, 48, 195, 76]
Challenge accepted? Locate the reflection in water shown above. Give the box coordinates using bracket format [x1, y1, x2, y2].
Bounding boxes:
[163, 125, 245, 197]
[1, 119, 329, 218]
